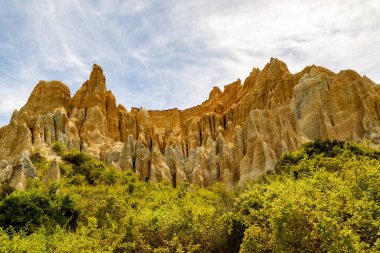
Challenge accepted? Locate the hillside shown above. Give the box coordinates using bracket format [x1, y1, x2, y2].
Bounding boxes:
[0, 140, 379, 252]
[1, 58, 380, 189]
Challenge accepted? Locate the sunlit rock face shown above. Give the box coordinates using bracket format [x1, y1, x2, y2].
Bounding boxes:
[1, 59, 380, 187]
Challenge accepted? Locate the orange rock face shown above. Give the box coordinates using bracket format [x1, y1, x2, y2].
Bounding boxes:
[1, 59, 380, 187]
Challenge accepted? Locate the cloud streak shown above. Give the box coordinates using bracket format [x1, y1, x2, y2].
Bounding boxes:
[0, 0, 379, 126]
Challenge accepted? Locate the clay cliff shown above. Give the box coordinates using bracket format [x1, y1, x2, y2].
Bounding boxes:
[1, 58, 380, 188]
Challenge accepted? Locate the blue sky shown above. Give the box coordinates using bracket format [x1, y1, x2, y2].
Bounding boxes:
[0, 0, 379, 126]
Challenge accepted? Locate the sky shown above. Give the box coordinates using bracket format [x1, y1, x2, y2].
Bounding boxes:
[0, 0, 379, 126]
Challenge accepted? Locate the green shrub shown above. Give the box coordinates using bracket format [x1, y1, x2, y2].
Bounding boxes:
[229, 140, 380, 252]
[0, 190, 50, 232]
[303, 139, 345, 157]
[0, 184, 14, 200]
[0, 186, 79, 233]
[62, 150, 109, 185]
[30, 152, 46, 164]
[51, 141, 67, 154]
[62, 150, 134, 186]
[30, 152, 49, 177]
[62, 150, 91, 166]
[274, 151, 305, 173]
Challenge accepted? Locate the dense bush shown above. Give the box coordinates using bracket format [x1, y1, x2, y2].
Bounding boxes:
[30, 152, 50, 177]
[62, 150, 132, 185]
[1, 141, 380, 252]
[230, 140, 380, 252]
[51, 141, 67, 154]
[303, 139, 345, 157]
[0, 183, 79, 233]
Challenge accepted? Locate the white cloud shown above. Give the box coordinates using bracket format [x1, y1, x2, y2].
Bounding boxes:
[0, 0, 379, 126]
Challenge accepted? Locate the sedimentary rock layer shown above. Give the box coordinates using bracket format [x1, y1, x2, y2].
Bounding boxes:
[1, 58, 379, 186]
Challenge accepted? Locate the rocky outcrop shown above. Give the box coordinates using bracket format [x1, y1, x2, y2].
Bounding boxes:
[0, 152, 36, 190]
[1, 59, 379, 187]
[291, 68, 380, 142]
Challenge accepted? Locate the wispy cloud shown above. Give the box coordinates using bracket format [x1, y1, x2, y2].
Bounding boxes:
[0, 0, 379, 126]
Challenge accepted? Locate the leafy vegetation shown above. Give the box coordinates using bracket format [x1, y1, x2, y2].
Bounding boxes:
[231, 140, 380, 252]
[51, 141, 67, 155]
[0, 141, 380, 252]
[61, 150, 132, 185]
[0, 183, 79, 234]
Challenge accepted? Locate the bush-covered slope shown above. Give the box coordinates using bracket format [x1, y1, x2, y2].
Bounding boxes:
[230, 140, 380, 252]
[0, 140, 379, 252]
